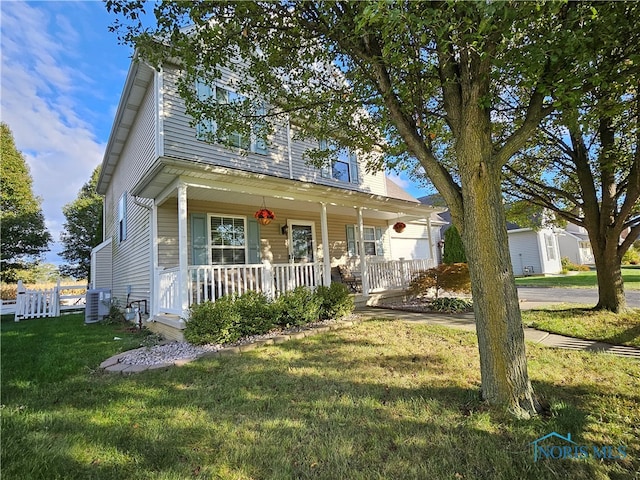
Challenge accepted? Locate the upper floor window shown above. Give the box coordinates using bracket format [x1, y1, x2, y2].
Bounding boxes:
[195, 80, 267, 154]
[118, 193, 128, 242]
[319, 140, 359, 184]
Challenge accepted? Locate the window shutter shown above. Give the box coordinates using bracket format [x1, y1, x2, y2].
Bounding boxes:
[349, 151, 359, 183]
[118, 193, 128, 242]
[190, 213, 208, 265]
[319, 139, 330, 177]
[253, 103, 268, 154]
[375, 227, 385, 256]
[247, 218, 261, 264]
[346, 225, 356, 257]
[195, 79, 214, 138]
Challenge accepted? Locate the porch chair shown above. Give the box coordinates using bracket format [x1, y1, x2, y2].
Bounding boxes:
[338, 265, 362, 293]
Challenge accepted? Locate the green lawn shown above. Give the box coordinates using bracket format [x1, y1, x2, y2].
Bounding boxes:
[515, 267, 640, 290]
[522, 307, 640, 347]
[2, 313, 639, 479]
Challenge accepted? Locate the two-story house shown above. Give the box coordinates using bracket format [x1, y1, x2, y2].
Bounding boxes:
[92, 56, 440, 339]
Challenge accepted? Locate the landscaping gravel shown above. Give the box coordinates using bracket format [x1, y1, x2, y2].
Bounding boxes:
[116, 318, 346, 366]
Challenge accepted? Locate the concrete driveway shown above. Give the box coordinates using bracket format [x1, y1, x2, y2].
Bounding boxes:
[517, 287, 640, 309]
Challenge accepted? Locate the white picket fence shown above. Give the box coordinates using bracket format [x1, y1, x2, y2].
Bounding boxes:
[13, 279, 87, 322]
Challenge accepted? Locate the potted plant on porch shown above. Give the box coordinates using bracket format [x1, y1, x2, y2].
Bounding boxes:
[254, 208, 276, 225]
[393, 221, 406, 233]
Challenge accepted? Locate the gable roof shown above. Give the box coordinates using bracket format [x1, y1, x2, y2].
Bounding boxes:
[97, 57, 155, 195]
[385, 177, 419, 203]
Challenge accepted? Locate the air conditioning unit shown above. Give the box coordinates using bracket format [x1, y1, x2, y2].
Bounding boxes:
[85, 288, 111, 324]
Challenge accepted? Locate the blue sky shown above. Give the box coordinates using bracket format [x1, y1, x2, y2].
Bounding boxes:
[1, 0, 422, 268]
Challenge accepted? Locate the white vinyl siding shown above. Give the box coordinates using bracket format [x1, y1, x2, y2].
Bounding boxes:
[162, 65, 388, 196]
[104, 74, 157, 304]
[163, 66, 289, 177]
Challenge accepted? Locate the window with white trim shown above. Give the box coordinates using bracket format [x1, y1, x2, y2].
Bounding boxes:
[346, 225, 384, 256]
[544, 233, 556, 260]
[195, 80, 267, 153]
[320, 140, 359, 183]
[209, 215, 246, 265]
[118, 193, 127, 242]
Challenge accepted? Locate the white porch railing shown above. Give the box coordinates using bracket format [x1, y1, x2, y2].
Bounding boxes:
[158, 266, 181, 315]
[156, 258, 436, 314]
[367, 258, 436, 292]
[157, 262, 324, 314]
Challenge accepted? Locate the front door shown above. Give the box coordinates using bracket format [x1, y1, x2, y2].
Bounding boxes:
[288, 220, 315, 263]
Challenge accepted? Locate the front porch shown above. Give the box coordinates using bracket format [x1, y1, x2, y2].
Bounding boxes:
[132, 160, 439, 338]
[155, 257, 434, 314]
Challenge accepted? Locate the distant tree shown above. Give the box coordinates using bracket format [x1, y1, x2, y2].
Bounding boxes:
[59, 166, 103, 280]
[505, 64, 639, 312]
[443, 226, 466, 264]
[0, 123, 52, 282]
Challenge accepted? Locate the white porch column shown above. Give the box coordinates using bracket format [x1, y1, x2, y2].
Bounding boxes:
[320, 202, 331, 286]
[178, 183, 189, 320]
[426, 217, 435, 266]
[356, 207, 369, 294]
[151, 201, 159, 317]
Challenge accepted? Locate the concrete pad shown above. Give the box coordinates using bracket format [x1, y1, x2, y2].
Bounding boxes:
[271, 335, 291, 344]
[100, 356, 121, 369]
[288, 332, 306, 340]
[173, 358, 194, 366]
[122, 364, 149, 373]
[104, 363, 131, 373]
[239, 342, 259, 352]
[218, 346, 241, 355]
[147, 363, 173, 370]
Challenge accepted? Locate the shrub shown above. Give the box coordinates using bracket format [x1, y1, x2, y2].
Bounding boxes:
[409, 263, 471, 299]
[316, 282, 354, 320]
[184, 297, 243, 345]
[622, 248, 640, 265]
[233, 291, 277, 336]
[443, 226, 467, 264]
[429, 297, 473, 313]
[273, 286, 321, 327]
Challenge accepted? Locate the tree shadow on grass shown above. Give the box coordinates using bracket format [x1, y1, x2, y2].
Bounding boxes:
[2, 323, 638, 479]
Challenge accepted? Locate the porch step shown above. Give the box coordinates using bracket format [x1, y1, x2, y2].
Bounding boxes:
[358, 288, 408, 307]
[147, 314, 186, 342]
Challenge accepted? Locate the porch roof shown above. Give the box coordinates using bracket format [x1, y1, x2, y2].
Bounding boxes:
[132, 156, 443, 221]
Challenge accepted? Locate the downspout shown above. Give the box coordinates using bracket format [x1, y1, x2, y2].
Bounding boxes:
[287, 115, 293, 179]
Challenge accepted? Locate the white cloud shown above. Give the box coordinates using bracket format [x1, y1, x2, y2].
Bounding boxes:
[1, 2, 106, 265]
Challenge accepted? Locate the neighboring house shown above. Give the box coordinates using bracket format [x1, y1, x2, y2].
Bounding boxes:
[93, 56, 440, 338]
[506, 222, 562, 276]
[557, 223, 595, 265]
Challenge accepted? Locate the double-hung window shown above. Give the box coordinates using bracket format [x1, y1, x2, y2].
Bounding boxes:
[320, 140, 359, 184]
[195, 80, 267, 153]
[346, 225, 384, 256]
[209, 215, 246, 265]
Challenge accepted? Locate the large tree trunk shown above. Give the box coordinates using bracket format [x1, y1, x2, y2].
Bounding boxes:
[591, 235, 626, 312]
[457, 130, 540, 418]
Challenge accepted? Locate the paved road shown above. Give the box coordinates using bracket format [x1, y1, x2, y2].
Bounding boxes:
[517, 287, 640, 309]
